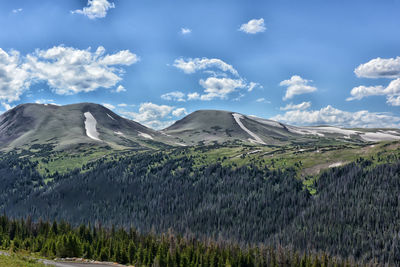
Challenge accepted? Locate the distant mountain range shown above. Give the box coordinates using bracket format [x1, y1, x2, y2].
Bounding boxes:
[1, 103, 400, 150]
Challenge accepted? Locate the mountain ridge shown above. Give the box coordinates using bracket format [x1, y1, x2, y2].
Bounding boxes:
[2, 103, 400, 150]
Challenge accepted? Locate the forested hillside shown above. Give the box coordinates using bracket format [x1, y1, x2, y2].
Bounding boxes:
[1, 146, 400, 264]
[0, 215, 366, 266]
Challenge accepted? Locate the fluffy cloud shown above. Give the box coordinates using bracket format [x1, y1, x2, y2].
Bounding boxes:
[25, 46, 138, 95]
[354, 57, 400, 79]
[102, 103, 115, 110]
[199, 77, 246, 100]
[12, 8, 23, 13]
[239, 18, 266, 34]
[161, 91, 186, 102]
[347, 85, 386, 101]
[172, 57, 259, 101]
[0, 48, 31, 103]
[350, 57, 400, 106]
[348, 78, 400, 106]
[280, 75, 317, 100]
[181, 28, 192, 35]
[72, 0, 115, 19]
[173, 57, 239, 76]
[187, 92, 200, 100]
[1, 102, 14, 111]
[280, 101, 311, 111]
[119, 102, 186, 129]
[35, 99, 57, 105]
[113, 85, 126, 93]
[272, 105, 400, 128]
[172, 107, 188, 117]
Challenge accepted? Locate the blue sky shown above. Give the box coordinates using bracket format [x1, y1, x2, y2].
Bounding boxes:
[1, 0, 400, 129]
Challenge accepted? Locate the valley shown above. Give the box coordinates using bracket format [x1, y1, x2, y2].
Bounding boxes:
[2, 103, 400, 265]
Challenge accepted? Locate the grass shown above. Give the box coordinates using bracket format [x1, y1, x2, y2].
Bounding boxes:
[15, 138, 400, 194]
[0, 253, 50, 267]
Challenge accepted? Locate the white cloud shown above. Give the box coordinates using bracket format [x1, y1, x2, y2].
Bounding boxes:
[355, 57, 400, 79]
[99, 50, 139, 65]
[347, 85, 386, 101]
[280, 101, 311, 111]
[1, 102, 14, 111]
[35, 99, 56, 105]
[118, 102, 187, 129]
[113, 85, 126, 93]
[12, 8, 23, 13]
[161, 91, 186, 102]
[271, 105, 400, 128]
[72, 0, 115, 19]
[25, 45, 138, 95]
[120, 102, 174, 128]
[348, 78, 400, 106]
[134, 102, 174, 122]
[173, 57, 239, 76]
[172, 108, 187, 117]
[247, 82, 259, 92]
[239, 18, 266, 34]
[199, 77, 246, 100]
[102, 103, 115, 110]
[280, 75, 317, 100]
[0, 48, 31, 103]
[350, 57, 400, 106]
[187, 92, 200, 100]
[181, 28, 192, 35]
[256, 98, 267, 103]
[172, 57, 259, 101]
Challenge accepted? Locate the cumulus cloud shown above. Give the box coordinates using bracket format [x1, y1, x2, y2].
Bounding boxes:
[280, 75, 317, 100]
[280, 101, 311, 111]
[181, 28, 192, 35]
[348, 78, 400, 106]
[102, 103, 115, 110]
[172, 107, 188, 117]
[347, 85, 386, 101]
[173, 57, 239, 76]
[239, 18, 266, 34]
[12, 8, 23, 13]
[25, 45, 138, 95]
[0, 48, 31, 103]
[72, 0, 115, 19]
[118, 102, 186, 129]
[113, 85, 126, 93]
[161, 91, 186, 102]
[355, 57, 400, 79]
[349, 57, 400, 105]
[172, 57, 259, 101]
[271, 105, 400, 128]
[35, 99, 57, 105]
[1, 102, 14, 111]
[199, 77, 246, 100]
[187, 92, 200, 100]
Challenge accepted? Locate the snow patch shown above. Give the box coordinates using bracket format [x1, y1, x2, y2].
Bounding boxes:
[175, 142, 187, 146]
[138, 132, 153, 140]
[329, 162, 344, 168]
[249, 116, 284, 128]
[287, 126, 325, 137]
[114, 131, 124, 136]
[107, 114, 116, 121]
[233, 113, 265, 145]
[361, 132, 400, 142]
[84, 112, 101, 141]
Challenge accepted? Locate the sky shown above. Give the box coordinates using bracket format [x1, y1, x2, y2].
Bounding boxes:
[1, 0, 400, 129]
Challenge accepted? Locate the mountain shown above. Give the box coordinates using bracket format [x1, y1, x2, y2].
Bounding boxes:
[2, 104, 400, 151]
[163, 110, 400, 145]
[0, 103, 175, 150]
